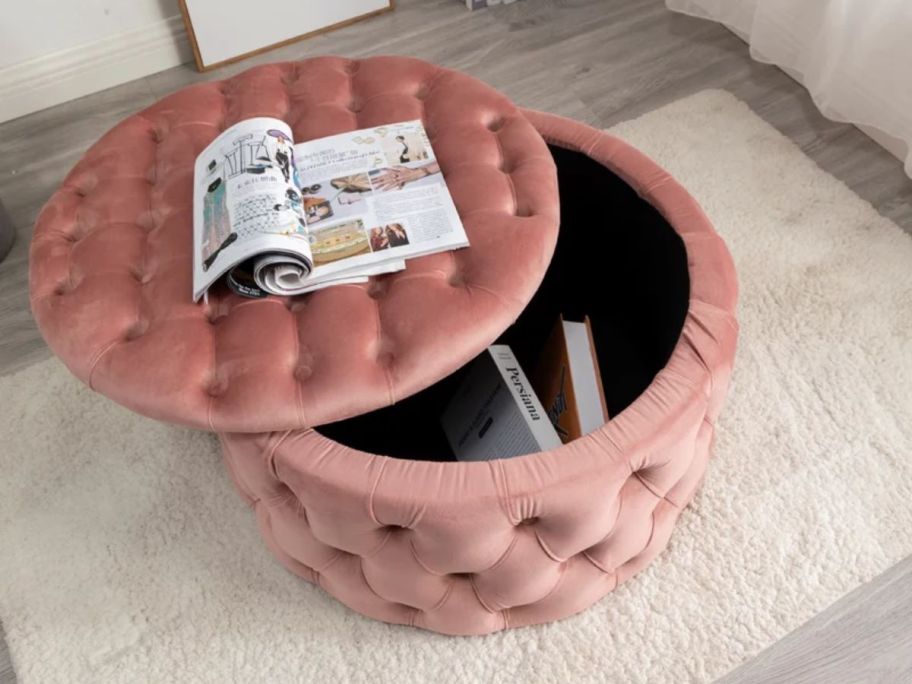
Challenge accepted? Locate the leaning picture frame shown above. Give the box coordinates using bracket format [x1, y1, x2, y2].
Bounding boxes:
[178, 0, 395, 72]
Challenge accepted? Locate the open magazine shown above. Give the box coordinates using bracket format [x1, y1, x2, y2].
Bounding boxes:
[192, 118, 469, 301]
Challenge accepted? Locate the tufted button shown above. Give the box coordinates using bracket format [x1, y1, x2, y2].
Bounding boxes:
[124, 318, 149, 341]
[293, 364, 313, 382]
[384, 524, 408, 532]
[205, 376, 229, 398]
[447, 271, 466, 288]
[283, 296, 304, 312]
[135, 211, 159, 232]
[450, 572, 474, 580]
[347, 98, 363, 113]
[69, 226, 89, 244]
[376, 350, 395, 368]
[366, 279, 387, 300]
[517, 517, 539, 527]
[269, 481, 296, 504]
[205, 307, 228, 324]
[632, 467, 655, 484]
[345, 60, 360, 76]
[281, 67, 299, 88]
[414, 83, 430, 100]
[487, 116, 506, 132]
[514, 205, 534, 218]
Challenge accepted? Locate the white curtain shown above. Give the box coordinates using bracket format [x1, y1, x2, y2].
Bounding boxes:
[666, 0, 912, 178]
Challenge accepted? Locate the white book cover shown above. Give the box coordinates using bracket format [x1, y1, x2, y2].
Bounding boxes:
[441, 346, 561, 461]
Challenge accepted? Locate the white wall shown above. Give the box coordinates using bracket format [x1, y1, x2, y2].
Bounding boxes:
[185, 0, 389, 67]
[0, 0, 191, 122]
[0, 0, 180, 68]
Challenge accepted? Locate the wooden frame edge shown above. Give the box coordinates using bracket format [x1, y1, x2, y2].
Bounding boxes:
[177, 0, 396, 73]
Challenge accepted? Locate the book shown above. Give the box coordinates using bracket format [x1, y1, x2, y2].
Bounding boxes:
[441, 345, 562, 461]
[192, 117, 469, 301]
[531, 316, 609, 443]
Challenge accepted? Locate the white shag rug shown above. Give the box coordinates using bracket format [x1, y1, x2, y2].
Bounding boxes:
[2, 90, 911, 683]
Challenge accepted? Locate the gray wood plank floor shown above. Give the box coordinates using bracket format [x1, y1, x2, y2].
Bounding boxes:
[0, 0, 910, 681]
[720, 554, 912, 684]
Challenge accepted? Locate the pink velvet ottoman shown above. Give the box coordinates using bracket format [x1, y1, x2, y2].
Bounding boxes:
[29, 56, 738, 636]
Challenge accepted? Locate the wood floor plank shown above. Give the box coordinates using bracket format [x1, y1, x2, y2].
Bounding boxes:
[0, 78, 159, 377]
[0, 1, 910, 681]
[0, 626, 11, 684]
[719, 554, 912, 683]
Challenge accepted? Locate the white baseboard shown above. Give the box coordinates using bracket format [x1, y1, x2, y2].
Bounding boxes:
[0, 15, 192, 124]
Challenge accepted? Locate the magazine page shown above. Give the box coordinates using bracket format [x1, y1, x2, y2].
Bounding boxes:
[192, 117, 312, 301]
[293, 119, 469, 282]
[251, 257, 406, 297]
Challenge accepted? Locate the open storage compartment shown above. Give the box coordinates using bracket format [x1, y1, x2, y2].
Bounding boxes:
[220, 109, 737, 637]
[316, 144, 691, 461]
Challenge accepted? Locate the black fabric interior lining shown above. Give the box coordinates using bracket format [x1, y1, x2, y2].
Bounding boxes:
[316, 144, 691, 461]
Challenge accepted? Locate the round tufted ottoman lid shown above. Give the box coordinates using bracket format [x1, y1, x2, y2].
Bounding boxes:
[29, 56, 560, 432]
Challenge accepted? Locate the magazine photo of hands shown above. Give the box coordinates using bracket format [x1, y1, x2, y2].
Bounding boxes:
[370, 161, 442, 192]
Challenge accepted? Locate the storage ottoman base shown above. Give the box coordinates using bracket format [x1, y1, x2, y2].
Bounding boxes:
[218, 111, 738, 636]
[220, 427, 712, 635]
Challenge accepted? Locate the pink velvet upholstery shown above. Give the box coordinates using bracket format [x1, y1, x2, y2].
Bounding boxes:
[29, 57, 738, 637]
[29, 56, 560, 432]
[219, 111, 739, 635]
